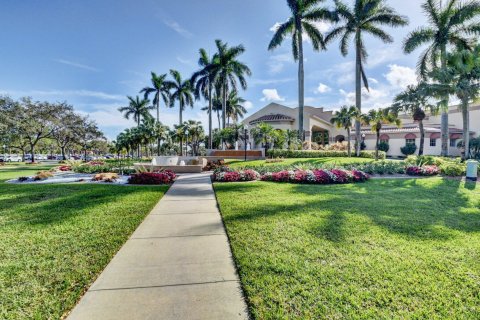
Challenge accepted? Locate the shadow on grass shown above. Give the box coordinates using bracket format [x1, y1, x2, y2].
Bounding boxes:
[216, 177, 480, 242]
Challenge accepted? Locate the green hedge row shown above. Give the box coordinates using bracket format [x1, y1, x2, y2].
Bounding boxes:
[266, 149, 386, 160]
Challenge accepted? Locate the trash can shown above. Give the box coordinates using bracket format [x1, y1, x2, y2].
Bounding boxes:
[466, 160, 478, 181]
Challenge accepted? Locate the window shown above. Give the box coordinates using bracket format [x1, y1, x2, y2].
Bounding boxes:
[406, 139, 416, 145]
[450, 139, 457, 147]
[380, 139, 389, 144]
[430, 138, 437, 147]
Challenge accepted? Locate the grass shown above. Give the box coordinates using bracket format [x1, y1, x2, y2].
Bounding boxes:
[226, 157, 375, 169]
[214, 178, 480, 319]
[0, 165, 168, 319]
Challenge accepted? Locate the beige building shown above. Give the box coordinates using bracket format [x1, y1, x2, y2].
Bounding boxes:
[243, 102, 480, 157]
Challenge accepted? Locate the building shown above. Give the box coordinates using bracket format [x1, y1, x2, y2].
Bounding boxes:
[243, 102, 480, 157]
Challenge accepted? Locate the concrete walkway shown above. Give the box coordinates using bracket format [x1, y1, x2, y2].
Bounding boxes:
[68, 173, 248, 320]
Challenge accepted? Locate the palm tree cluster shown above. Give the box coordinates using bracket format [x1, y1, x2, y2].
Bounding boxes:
[118, 39, 251, 156]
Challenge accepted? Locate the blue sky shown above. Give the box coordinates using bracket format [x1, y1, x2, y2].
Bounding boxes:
[0, 0, 428, 140]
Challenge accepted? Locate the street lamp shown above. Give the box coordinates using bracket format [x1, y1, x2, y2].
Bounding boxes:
[244, 125, 249, 161]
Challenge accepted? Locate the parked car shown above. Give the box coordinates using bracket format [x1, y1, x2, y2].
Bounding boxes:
[36, 154, 47, 160]
[6, 155, 22, 162]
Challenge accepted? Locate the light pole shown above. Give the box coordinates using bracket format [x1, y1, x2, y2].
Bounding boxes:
[244, 125, 248, 162]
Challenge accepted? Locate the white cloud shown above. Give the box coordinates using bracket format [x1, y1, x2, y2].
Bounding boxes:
[385, 64, 417, 89]
[163, 19, 193, 38]
[270, 22, 282, 32]
[314, 83, 331, 94]
[269, 21, 332, 39]
[261, 89, 285, 102]
[176, 56, 193, 65]
[368, 77, 379, 84]
[251, 77, 295, 86]
[267, 53, 293, 74]
[54, 59, 99, 72]
[244, 101, 254, 110]
[0, 89, 124, 101]
[339, 87, 390, 110]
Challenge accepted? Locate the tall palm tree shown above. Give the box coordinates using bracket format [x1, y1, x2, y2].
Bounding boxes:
[225, 91, 247, 125]
[168, 70, 194, 156]
[201, 96, 223, 129]
[140, 72, 172, 155]
[212, 39, 251, 130]
[393, 84, 437, 156]
[269, 0, 336, 141]
[361, 108, 401, 160]
[118, 96, 153, 128]
[330, 105, 359, 157]
[326, 0, 408, 156]
[403, 0, 480, 156]
[184, 120, 205, 156]
[191, 48, 216, 149]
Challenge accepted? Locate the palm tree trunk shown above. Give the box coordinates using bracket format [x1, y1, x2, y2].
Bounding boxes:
[419, 119, 425, 156]
[179, 107, 183, 156]
[440, 45, 449, 157]
[347, 128, 351, 158]
[297, 30, 305, 142]
[217, 110, 221, 129]
[208, 85, 213, 150]
[462, 102, 470, 160]
[156, 100, 161, 156]
[375, 130, 380, 161]
[355, 35, 362, 157]
[222, 83, 227, 129]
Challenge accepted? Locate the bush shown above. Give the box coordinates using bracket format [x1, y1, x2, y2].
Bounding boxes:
[378, 141, 389, 152]
[260, 169, 369, 184]
[58, 165, 72, 171]
[213, 169, 260, 182]
[203, 160, 225, 171]
[128, 171, 176, 185]
[34, 171, 54, 181]
[92, 173, 119, 183]
[439, 163, 465, 176]
[401, 144, 417, 156]
[267, 149, 385, 160]
[406, 165, 440, 176]
[17, 176, 29, 182]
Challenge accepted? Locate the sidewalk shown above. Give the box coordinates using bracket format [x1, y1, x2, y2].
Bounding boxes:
[68, 173, 248, 320]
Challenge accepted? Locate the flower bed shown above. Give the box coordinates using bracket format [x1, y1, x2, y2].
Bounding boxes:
[406, 165, 440, 176]
[128, 170, 176, 185]
[212, 169, 260, 182]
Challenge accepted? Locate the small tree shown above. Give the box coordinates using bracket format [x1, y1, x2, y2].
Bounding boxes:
[361, 109, 401, 160]
[330, 106, 358, 157]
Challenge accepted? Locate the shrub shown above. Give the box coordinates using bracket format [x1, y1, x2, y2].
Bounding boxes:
[128, 171, 176, 185]
[378, 141, 389, 152]
[34, 171, 54, 181]
[58, 165, 72, 171]
[213, 169, 260, 182]
[267, 149, 385, 159]
[406, 165, 439, 176]
[439, 163, 465, 176]
[260, 169, 369, 184]
[401, 144, 417, 156]
[92, 173, 119, 183]
[17, 176, 29, 182]
[203, 160, 225, 171]
[265, 158, 284, 163]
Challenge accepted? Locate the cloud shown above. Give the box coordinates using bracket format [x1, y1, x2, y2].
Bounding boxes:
[0, 89, 124, 101]
[269, 21, 332, 39]
[163, 19, 193, 38]
[176, 56, 193, 65]
[268, 53, 293, 74]
[270, 22, 282, 32]
[261, 89, 285, 102]
[54, 59, 99, 72]
[339, 87, 389, 110]
[251, 77, 295, 86]
[385, 64, 417, 89]
[314, 83, 331, 94]
[244, 100, 254, 110]
[368, 77, 379, 84]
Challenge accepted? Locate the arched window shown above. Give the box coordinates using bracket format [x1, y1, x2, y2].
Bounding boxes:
[379, 134, 390, 143]
[405, 133, 417, 145]
[430, 133, 440, 147]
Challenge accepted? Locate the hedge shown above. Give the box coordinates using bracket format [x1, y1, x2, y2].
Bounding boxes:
[266, 149, 386, 160]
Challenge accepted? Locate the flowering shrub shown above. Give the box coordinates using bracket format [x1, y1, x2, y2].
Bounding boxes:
[87, 161, 105, 166]
[58, 165, 72, 171]
[128, 170, 176, 185]
[213, 169, 260, 182]
[406, 165, 440, 176]
[241, 169, 260, 181]
[203, 160, 225, 171]
[261, 169, 369, 184]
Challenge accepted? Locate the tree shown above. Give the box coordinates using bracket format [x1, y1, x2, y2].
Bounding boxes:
[52, 108, 84, 160]
[225, 90, 247, 125]
[168, 69, 194, 156]
[424, 46, 480, 160]
[212, 40, 251, 130]
[269, 0, 336, 141]
[118, 96, 153, 156]
[191, 48, 216, 149]
[361, 109, 401, 160]
[202, 93, 223, 129]
[326, 0, 408, 156]
[251, 122, 275, 152]
[403, 0, 480, 156]
[330, 106, 359, 157]
[140, 72, 172, 155]
[393, 84, 437, 156]
[72, 116, 104, 161]
[184, 120, 205, 156]
[285, 129, 300, 150]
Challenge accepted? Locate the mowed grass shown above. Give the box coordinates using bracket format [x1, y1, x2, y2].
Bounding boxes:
[214, 178, 480, 319]
[226, 157, 375, 169]
[0, 166, 168, 319]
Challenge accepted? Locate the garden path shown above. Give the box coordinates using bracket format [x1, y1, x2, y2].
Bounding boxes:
[67, 173, 248, 320]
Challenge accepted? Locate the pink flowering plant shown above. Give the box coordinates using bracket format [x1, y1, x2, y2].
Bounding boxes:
[406, 165, 440, 176]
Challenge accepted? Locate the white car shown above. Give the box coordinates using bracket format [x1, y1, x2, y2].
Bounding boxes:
[6, 155, 22, 162]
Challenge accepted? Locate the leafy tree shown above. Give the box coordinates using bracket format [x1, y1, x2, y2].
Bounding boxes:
[251, 122, 275, 152]
[212, 40, 251, 129]
[330, 105, 358, 157]
[72, 116, 104, 161]
[393, 84, 437, 156]
[285, 129, 300, 150]
[52, 108, 84, 160]
[326, 0, 408, 156]
[361, 108, 401, 160]
[403, 0, 480, 156]
[184, 120, 205, 156]
[269, 0, 336, 140]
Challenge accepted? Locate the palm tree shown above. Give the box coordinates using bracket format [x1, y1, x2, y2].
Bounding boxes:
[424, 46, 480, 160]
[118, 96, 153, 128]
[326, 0, 408, 156]
[251, 122, 275, 152]
[191, 48, 216, 149]
[285, 129, 300, 149]
[212, 39, 251, 130]
[225, 91, 247, 125]
[393, 84, 437, 156]
[330, 105, 358, 157]
[201, 96, 223, 130]
[403, 0, 480, 156]
[269, 0, 336, 141]
[361, 108, 401, 160]
[140, 72, 172, 155]
[168, 70, 194, 155]
[184, 120, 205, 156]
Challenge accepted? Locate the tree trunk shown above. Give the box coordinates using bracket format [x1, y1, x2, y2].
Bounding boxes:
[179, 107, 183, 156]
[208, 85, 213, 150]
[157, 99, 161, 156]
[222, 83, 227, 129]
[355, 34, 362, 157]
[440, 45, 449, 157]
[347, 128, 351, 157]
[375, 130, 380, 161]
[297, 29, 305, 141]
[418, 119, 425, 156]
[61, 146, 66, 160]
[462, 102, 470, 160]
[30, 145, 35, 163]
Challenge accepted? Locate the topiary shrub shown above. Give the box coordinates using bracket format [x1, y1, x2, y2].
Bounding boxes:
[378, 141, 389, 153]
[401, 144, 417, 156]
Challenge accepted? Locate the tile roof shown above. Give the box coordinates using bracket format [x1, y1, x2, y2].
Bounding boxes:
[249, 113, 294, 125]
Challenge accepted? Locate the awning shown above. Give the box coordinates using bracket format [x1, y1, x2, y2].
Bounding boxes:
[405, 133, 417, 139]
[450, 133, 462, 139]
[430, 133, 440, 139]
[380, 134, 390, 140]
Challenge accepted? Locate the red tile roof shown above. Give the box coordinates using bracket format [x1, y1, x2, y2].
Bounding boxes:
[249, 114, 294, 125]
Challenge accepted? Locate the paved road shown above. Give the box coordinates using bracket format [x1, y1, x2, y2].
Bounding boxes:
[68, 173, 248, 320]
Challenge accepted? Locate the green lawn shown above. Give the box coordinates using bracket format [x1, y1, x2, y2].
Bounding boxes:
[214, 178, 480, 319]
[227, 157, 375, 169]
[0, 166, 168, 319]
